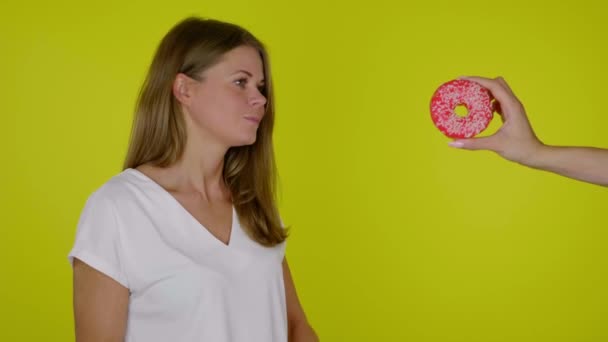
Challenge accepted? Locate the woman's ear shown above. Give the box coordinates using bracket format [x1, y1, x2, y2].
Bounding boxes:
[173, 73, 195, 105]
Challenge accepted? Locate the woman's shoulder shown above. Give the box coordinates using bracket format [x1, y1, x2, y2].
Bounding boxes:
[86, 168, 150, 208]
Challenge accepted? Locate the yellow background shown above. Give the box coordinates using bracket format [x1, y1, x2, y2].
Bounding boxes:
[1, 0, 607, 340]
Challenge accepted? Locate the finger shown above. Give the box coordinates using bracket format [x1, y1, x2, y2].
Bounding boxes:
[492, 99, 502, 114]
[459, 76, 509, 98]
[491, 100, 505, 123]
[459, 76, 519, 109]
[448, 135, 499, 151]
[496, 76, 515, 95]
[495, 77, 526, 111]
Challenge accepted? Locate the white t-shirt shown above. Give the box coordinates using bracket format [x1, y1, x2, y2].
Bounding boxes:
[68, 168, 288, 342]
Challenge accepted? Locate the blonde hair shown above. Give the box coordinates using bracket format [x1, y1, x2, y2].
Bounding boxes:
[123, 17, 287, 246]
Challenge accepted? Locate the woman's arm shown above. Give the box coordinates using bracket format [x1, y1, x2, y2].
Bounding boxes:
[283, 258, 319, 342]
[73, 258, 130, 342]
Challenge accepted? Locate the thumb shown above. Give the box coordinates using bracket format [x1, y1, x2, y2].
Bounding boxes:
[448, 135, 498, 151]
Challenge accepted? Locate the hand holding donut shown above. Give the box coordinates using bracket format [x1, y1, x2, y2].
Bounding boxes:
[437, 76, 544, 165]
[430, 76, 608, 186]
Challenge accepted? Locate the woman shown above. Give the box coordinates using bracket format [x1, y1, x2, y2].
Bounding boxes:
[450, 76, 608, 187]
[69, 17, 318, 342]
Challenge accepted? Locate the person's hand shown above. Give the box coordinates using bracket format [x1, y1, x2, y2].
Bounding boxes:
[448, 76, 545, 165]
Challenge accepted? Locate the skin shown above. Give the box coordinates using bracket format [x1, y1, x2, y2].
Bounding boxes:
[73, 45, 318, 341]
[450, 76, 608, 187]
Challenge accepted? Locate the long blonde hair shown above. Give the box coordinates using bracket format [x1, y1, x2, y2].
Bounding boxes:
[123, 17, 287, 246]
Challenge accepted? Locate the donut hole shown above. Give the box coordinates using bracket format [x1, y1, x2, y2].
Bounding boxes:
[454, 105, 469, 117]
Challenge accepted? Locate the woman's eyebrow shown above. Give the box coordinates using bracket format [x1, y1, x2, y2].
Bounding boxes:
[232, 69, 265, 83]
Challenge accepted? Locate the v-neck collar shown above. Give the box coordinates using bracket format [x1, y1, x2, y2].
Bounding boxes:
[126, 168, 237, 249]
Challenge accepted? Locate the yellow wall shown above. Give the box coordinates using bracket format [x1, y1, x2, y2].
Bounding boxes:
[2, 0, 607, 340]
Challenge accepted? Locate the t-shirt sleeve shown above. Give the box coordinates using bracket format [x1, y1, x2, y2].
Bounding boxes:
[68, 190, 129, 288]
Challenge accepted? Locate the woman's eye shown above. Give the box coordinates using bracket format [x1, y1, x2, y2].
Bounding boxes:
[235, 78, 247, 87]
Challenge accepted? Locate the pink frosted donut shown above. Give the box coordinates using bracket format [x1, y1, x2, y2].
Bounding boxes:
[430, 79, 493, 139]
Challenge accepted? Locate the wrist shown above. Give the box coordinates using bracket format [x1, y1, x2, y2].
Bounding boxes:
[518, 142, 549, 168]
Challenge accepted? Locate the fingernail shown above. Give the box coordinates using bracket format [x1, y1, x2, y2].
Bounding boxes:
[449, 141, 465, 148]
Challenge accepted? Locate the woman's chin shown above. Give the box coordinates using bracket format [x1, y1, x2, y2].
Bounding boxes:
[230, 135, 257, 147]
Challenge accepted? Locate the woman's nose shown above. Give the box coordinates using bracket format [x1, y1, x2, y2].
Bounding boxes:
[249, 90, 267, 107]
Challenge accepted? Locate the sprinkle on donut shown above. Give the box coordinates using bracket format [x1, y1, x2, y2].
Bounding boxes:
[430, 79, 494, 139]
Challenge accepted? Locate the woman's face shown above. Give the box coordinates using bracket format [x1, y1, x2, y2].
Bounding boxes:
[181, 45, 268, 148]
